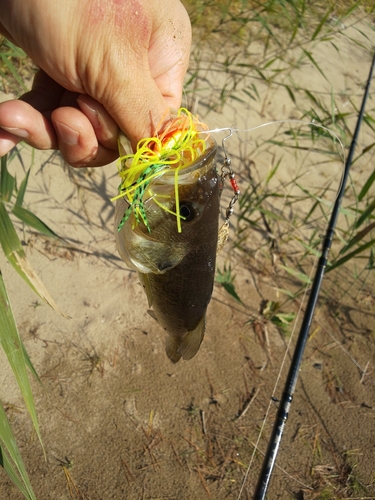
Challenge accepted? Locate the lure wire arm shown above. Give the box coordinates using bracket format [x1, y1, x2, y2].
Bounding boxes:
[220, 129, 240, 223]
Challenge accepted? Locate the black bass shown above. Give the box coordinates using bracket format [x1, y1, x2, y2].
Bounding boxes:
[114, 139, 220, 362]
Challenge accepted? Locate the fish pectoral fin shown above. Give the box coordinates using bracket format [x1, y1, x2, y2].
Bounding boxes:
[165, 315, 206, 363]
[139, 273, 153, 307]
[132, 239, 187, 274]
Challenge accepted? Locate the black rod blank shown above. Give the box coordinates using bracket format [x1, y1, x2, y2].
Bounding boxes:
[253, 49, 375, 500]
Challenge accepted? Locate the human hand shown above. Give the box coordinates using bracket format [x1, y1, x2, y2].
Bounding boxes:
[0, 0, 191, 167]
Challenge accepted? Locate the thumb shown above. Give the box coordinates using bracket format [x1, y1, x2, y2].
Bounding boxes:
[101, 70, 171, 152]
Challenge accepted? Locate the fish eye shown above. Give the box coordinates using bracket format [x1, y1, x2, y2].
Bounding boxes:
[179, 202, 196, 222]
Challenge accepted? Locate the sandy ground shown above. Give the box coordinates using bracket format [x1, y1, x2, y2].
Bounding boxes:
[1, 12, 375, 500]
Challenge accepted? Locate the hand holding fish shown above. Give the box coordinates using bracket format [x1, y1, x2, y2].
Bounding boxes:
[0, 0, 191, 166]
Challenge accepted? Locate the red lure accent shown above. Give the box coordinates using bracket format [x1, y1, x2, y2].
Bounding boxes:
[229, 173, 240, 195]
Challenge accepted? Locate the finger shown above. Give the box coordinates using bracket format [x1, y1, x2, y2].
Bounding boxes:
[100, 68, 169, 152]
[51, 106, 118, 167]
[77, 94, 119, 150]
[21, 71, 119, 152]
[148, 5, 192, 111]
[20, 69, 66, 116]
[99, 5, 191, 150]
[0, 99, 58, 151]
[0, 128, 22, 157]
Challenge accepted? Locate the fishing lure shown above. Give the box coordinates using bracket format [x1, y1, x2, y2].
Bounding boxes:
[217, 130, 241, 252]
[111, 108, 209, 234]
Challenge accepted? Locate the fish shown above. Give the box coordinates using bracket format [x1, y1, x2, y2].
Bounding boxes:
[114, 139, 220, 362]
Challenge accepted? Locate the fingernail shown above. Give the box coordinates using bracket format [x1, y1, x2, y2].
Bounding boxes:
[77, 98, 101, 129]
[54, 121, 79, 145]
[1, 126, 29, 138]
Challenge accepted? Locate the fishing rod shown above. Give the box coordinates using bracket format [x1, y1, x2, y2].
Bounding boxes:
[253, 48, 375, 500]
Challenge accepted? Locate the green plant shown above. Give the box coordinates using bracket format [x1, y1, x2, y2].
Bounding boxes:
[215, 263, 243, 303]
[0, 36, 36, 95]
[0, 151, 62, 499]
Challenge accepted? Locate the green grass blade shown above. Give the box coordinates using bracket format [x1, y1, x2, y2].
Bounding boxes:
[215, 266, 243, 303]
[327, 238, 375, 272]
[14, 168, 31, 207]
[340, 0, 362, 21]
[353, 141, 375, 167]
[367, 247, 375, 270]
[254, 13, 282, 47]
[311, 5, 334, 41]
[0, 443, 35, 500]
[221, 282, 242, 304]
[22, 342, 41, 383]
[354, 198, 375, 230]
[0, 271, 43, 452]
[1, 155, 15, 202]
[338, 222, 375, 256]
[0, 405, 37, 500]
[265, 158, 282, 184]
[302, 49, 328, 82]
[358, 168, 375, 201]
[285, 85, 296, 104]
[2, 39, 27, 58]
[0, 201, 64, 314]
[12, 206, 60, 239]
[278, 265, 312, 284]
[0, 53, 27, 91]
[296, 239, 321, 258]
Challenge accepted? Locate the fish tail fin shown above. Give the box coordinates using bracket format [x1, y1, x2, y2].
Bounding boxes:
[165, 315, 206, 363]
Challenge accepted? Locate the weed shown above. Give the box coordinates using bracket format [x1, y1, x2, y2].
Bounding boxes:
[0, 36, 35, 95]
[0, 150, 63, 498]
[215, 263, 243, 303]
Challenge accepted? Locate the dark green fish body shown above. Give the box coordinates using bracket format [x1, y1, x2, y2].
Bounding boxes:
[114, 143, 220, 362]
